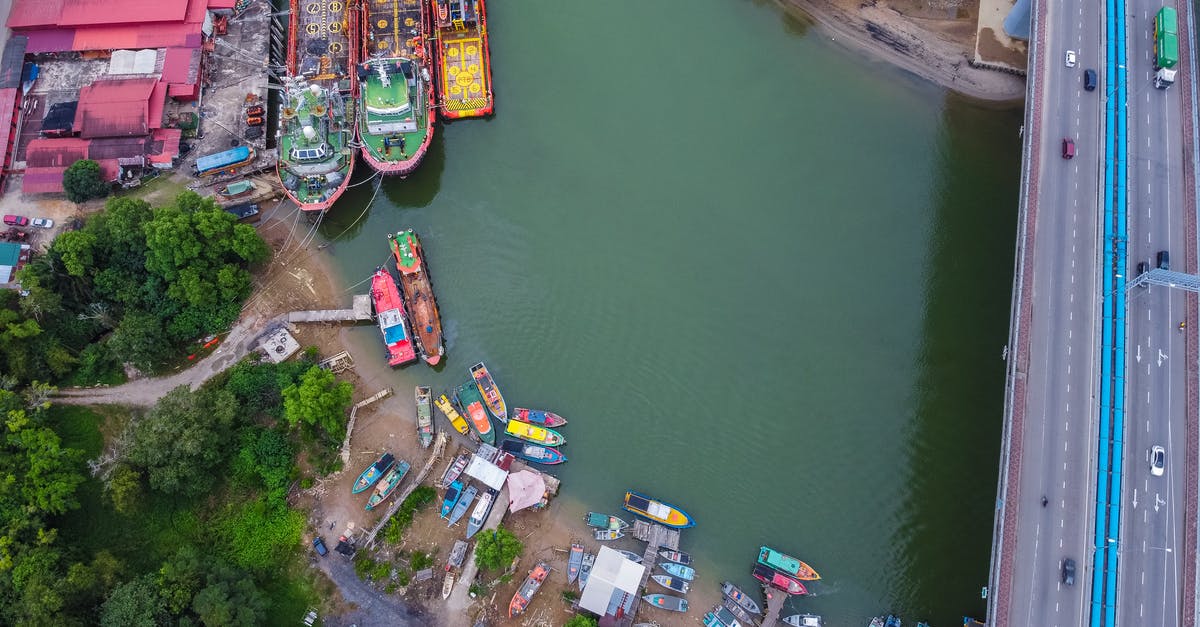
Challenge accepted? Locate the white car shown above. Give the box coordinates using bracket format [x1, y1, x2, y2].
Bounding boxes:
[30, 217, 54, 228]
[1150, 445, 1165, 476]
[1065, 50, 1077, 68]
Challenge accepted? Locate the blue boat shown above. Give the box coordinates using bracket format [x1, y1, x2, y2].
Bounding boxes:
[352, 452, 395, 494]
[446, 485, 479, 526]
[440, 480, 463, 518]
[885, 617, 901, 627]
[499, 439, 567, 465]
[658, 561, 695, 581]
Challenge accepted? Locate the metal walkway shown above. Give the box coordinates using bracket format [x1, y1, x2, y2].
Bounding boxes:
[626, 521, 682, 625]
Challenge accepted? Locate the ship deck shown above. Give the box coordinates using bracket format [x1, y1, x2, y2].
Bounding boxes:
[437, 27, 490, 114]
[366, 0, 422, 59]
[296, 0, 352, 82]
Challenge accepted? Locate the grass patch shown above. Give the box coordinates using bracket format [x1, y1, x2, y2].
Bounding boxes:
[381, 485, 436, 545]
[46, 405, 107, 456]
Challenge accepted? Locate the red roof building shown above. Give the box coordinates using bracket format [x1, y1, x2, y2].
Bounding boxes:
[74, 77, 161, 138]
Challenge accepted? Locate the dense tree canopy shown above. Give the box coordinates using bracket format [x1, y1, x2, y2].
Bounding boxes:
[61, 159, 110, 204]
[126, 386, 237, 496]
[281, 365, 353, 439]
[473, 526, 524, 571]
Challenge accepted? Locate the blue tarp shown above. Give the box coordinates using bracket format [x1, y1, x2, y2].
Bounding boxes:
[1003, 0, 1031, 40]
[195, 145, 251, 174]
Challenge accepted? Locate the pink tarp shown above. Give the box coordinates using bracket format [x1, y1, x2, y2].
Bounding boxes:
[506, 470, 547, 513]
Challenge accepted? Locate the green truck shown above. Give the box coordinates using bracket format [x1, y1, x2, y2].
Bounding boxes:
[1154, 7, 1178, 88]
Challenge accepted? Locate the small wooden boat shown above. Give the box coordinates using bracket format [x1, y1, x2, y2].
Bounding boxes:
[511, 407, 567, 428]
[659, 548, 692, 565]
[577, 552, 596, 591]
[567, 543, 584, 584]
[505, 420, 566, 446]
[365, 461, 410, 510]
[352, 452, 395, 494]
[703, 612, 725, 627]
[440, 454, 469, 486]
[722, 597, 757, 625]
[751, 564, 806, 596]
[415, 386, 434, 448]
[441, 573, 454, 599]
[651, 574, 690, 594]
[658, 562, 695, 581]
[435, 394, 471, 435]
[217, 179, 256, 198]
[447, 540, 468, 569]
[594, 528, 624, 541]
[465, 490, 495, 539]
[446, 484, 478, 526]
[440, 480, 464, 518]
[455, 384, 495, 444]
[642, 594, 688, 613]
[509, 561, 549, 617]
[720, 581, 762, 615]
[584, 512, 629, 530]
[869, 618, 886, 627]
[884, 617, 901, 627]
[711, 604, 746, 627]
[758, 545, 820, 580]
[470, 362, 507, 421]
[616, 549, 642, 563]
[782, 614, 824, 627]
[623, 491, 695, 529]
[499, 439, 566, 465]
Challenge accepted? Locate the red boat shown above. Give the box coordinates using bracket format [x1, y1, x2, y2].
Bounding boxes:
[509, 561, 549, 617]
[370, 269, 417, 366]
[751, 564, 807, 596]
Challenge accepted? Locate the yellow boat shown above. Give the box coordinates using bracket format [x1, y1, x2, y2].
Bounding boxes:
[435, 394, 470, 435]
[622, 491, 695, 529]
[504, 420, 565, 446]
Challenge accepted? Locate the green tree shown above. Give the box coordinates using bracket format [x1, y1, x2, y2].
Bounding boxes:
[281, 366, 353, 438]
[99, 575, 162, 627]
[107, 310, 170, 372]
[232, 428, 293, 506]
[106, 464, 142, 515]
[62, 159, 110, 204]
[126, 387, 237, 496]
[53, 231, 98, 278]
[564, 616, 599, 627]
[473, 526, 524, 571]
[191, 565, 267, 626]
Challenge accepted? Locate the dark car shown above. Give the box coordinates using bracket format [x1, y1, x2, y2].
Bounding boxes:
[1084, 69, 1097, 91]
[312, 536, 328, 557]
[1062, 558, 1076, 585]
[1062, 138, 1075, 159]
[3, 214, 28, 227]
[1137, 261, 1148, 277]
[1158, 250, 1170, 270]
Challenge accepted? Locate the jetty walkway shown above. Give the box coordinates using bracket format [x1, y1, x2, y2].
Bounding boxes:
[628, 521, 680, 625]
[757, 587, 787, 627]
[287, 294, 372, 323]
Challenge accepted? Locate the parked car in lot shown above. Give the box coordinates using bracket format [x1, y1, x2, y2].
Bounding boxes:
[3, 215, 28, 226]
[30, 218, 53, 229]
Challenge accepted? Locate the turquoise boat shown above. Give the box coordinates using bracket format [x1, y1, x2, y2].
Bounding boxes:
[352, 452, 395, 494]
[658, 562, 695, 581]
[441, 480, 464, 518]
[365, 460, 410, 510]
[758, 545, 820, 580]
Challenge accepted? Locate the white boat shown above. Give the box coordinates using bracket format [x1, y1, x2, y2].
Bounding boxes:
[465, 490, 495, 539]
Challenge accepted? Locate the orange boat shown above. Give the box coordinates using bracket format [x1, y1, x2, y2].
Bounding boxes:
[430, 0, 494, 118]
[509, 562, 549, 617]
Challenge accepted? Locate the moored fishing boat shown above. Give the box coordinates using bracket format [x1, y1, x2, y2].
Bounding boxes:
[365, 460, 410, 510]
[711, 604, 746, 627]
[567, 544, 584, 583]
[357, 0, 434, 175]
[455, 383, 495, 444]
[594, 528, 624, 541]
[509, 562, 549, 617]
[446, 484, 478, 526]
[505, 420, 566, 446]
[470, 362, 507, 421]
[584, 512, 629, 530]
[782, 614, 824, 627]
[430, 0, 494, 118]
[651, 574, 690, 594]
[659, 548, 692, 565]
[758, 545, 820, 580]
[658, 562, 695, 581]
[498, 439, 567, 465]
[415, 386, 433, 448]
[642, 594, 688, 613]
[435, 394, 471, 435]
[389, 230, 444, 364]
[622, 491, 695, 529]
[751, 564, 806, 596]
[440, 480, 463, 518]
[511, 407, 567, 428]
[370, 269, 417, 366]
[722, 598, 756, 625]
[577, 552, 596, 591]
[352, 452, 396, 494]
[465, 490, 495, 539]
[441, 573, 454, 599]
[868, 617, 886, 627]
[702, 612, 724, 627]
[720, 581, 762, 615]
[440, 453, 469, 485]
[616, 550, 642, 563]
[884, 616, 901, 627]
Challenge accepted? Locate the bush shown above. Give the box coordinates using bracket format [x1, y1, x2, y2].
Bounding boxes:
[473, 526, 523, 572]
[410, 551, 432, 571]
[380, 486, 436, 546]
[62, 159, 111, 204]
[564, 616, 598, 627]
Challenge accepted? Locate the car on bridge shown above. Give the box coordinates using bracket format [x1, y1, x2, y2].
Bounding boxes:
[1062, 558, 1076, 585]
[1151, 446, 1166, 477]
[1063, 138, 1076, 159]
[1065, 50, 1077, 67]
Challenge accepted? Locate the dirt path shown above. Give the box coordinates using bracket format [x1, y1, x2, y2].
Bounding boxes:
[314, 555, 431, 627]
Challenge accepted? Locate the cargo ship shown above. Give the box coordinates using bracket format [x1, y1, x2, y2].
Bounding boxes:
[430, 0, 494, 118]
[370, 268, 418, 366]
[278, 0, 358, 212]
[357, 0, 435, 175]
[388, 230, 445, 364]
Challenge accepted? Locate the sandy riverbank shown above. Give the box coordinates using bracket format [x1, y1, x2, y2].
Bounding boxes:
[778, 0, 1026, 102]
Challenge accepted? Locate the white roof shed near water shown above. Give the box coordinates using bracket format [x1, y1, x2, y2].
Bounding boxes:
[464, 455, 507, 490]
[579, 546, 645, 617]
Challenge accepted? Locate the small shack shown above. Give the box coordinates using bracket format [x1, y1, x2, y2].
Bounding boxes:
[579, 546, 644, 622]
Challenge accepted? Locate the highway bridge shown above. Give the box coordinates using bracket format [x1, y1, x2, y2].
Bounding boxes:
[985, 0, 1200, 624]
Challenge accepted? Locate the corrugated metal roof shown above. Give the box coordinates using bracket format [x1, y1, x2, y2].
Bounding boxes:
[59, 0, 189, 27]
[23, 30, 75, 54]
[148, 128, 182, 164]
[0, 37, 27, 90]
[6, 0, 64, 30]
[148, 81, 167, 129]
[74, 77, 157, 138]
[108, 49, 158, 75]
[160, 47, 197, 84]
[0, 242, 20, 267]
[24, 138, 89, 167]
[23, 167, 70, 194]
[87, 137, 146, 160]
[0, 89, 19, 173]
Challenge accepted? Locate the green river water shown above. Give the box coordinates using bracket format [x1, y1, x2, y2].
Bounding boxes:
[316, 0, 1024, 623]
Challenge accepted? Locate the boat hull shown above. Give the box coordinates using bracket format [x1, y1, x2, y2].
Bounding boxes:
[389, 230, 445, 365]
[758, 545, 820, 580]
[415, 386, 433, 448]
[511, 407, 567, 428]
[720, 581, 762, 615]
[371, 269, 418, 366]
[446, 485, 478, 526]
[431, 0, 494, 118]
[470, 362, 507, 421]
[751, 564, 806, 596]
[504, 420, 565, 446]
[366, 461, 410, 510]
[509, 562, 549, 617]
[658, 562, 695, 581]
[651, 574, 690, 594]
[455, 384, 495, 444]
[499, 439, 566, 464]
[440, 480, 464, 518]
[435, 394, 471, 435]
[352, 452, 396, 494]
[623, 490, 695, 529]
[642, 594, 688, 613]
[567, 544, 584, 584]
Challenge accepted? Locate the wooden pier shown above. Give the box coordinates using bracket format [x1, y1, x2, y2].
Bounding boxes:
[626, 521, 682, 626]
[757, 586, 788, 627]
[287, 294, 372, 323]
[339, 387, 392, 464]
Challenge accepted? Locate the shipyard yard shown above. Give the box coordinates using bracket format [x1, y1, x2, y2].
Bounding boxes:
[0, 0, 1032, 625]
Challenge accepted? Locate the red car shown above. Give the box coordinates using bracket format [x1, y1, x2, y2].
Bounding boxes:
[2, 215, 28, 226]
